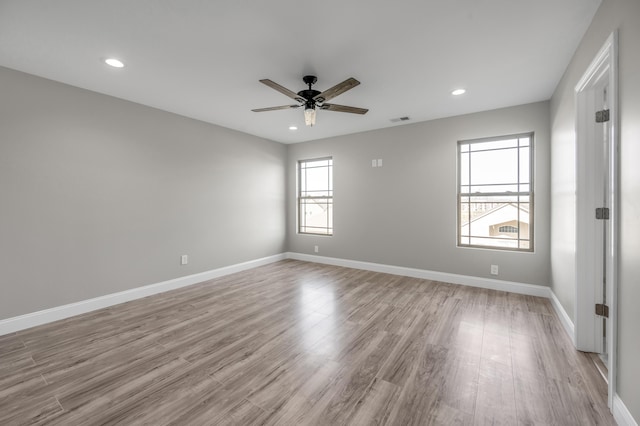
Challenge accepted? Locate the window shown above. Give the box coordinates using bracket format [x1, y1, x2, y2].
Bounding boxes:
[458, 133, 533, 251]
[298, 157, 333, 235]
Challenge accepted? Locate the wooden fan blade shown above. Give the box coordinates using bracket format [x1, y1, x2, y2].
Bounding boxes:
[313, 78, 360, 102]
[320, 103, 368, 114]
[252, 104, 301, 112]
[259, 79, 305, 102]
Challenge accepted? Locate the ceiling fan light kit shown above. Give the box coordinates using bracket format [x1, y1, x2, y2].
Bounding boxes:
[304, 106, 316, 126]
[252, 75, 368, 127]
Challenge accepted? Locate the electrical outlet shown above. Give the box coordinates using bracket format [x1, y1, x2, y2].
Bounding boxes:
[371, 159, 377, 168]
[314, 245, 319, 253]
[490, 264, 499, 275]
[181, 255, 188, 265]
[377, 158, 383, 167]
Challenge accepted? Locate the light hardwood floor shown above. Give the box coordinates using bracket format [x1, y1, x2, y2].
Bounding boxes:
[1, 260, 615, 425]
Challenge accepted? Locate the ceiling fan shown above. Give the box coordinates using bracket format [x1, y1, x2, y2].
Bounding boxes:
[252, 75, 368, 126]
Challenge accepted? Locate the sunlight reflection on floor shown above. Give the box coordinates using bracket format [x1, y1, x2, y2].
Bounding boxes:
[299, 283, 337, 356]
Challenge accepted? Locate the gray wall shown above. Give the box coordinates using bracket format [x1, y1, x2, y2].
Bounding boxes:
[550, 0, 640, 419]
[0, 66, 286, 320]
[287, 101, 551, 287]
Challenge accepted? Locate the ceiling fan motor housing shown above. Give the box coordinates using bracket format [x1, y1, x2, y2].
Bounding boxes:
[299, 75, 321, 104]
[298, 89, 322, 102]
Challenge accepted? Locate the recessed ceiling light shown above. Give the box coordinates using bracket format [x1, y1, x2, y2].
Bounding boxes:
[289, 126, 298, 130]
[451, 88, 466, 96]
[104, 58, 124, 68]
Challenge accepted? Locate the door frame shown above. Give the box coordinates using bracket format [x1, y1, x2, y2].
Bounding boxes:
[574, 31, 618, 408]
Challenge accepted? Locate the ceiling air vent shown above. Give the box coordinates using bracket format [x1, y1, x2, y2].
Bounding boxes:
[390, 116, 410, 123]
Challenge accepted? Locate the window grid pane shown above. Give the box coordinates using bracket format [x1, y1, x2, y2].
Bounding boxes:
[298, 157, 333, 235]
[458, 133, 533, 252]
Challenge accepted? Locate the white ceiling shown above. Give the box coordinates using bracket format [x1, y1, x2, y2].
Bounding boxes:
[0, 0, 601, 144]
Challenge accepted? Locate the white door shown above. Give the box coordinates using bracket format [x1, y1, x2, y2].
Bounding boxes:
[574, 31, 618, 408]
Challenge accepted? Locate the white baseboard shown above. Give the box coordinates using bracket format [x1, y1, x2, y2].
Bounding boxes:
[285, 252, 550, 298]
[548, 289, 576, 345]
[0, 253, 286, 336]
[614, 394, 639, 426]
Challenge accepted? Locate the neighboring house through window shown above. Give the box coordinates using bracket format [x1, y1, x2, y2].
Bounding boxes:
[458, 133, 533, 251]
[298, 157, 333, 235]
[498, 225, 519, 234]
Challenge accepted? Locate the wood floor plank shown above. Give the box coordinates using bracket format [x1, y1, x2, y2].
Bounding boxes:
[260, 360, 342, 425]
[0, 368, 49, 415]
[377, 309, 431, 387]
[0, 396, 64, 426]
[226, 399, 272, 425]
[55, 348, 185, 414]
[79, 362, 222, 425]
[480, 330, 512, 367]
[473, 358, 517, 425]
[242, 352, 325, 411]
[386, 343, 447, 422]
[310, 331, 401, 425]
[0, 259, 615, 425]
[0, 333, 26, 355]
[513, 369, 577, 425]
[349, 377, 401, 426]
[0, 335, 35, 381]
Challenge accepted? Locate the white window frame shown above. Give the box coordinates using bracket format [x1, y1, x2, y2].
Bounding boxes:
[298, 157, 333, 236]
[457, 132, 534, 252]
